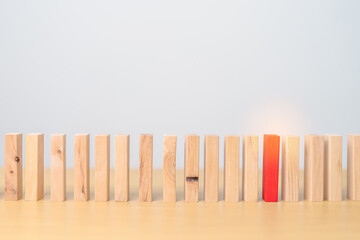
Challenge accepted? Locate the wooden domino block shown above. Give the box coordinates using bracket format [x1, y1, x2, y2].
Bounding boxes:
[5, 133, 23, 201]
[115, 135, 130, 202]
[324, 135, 342, 201]
[281, 136, 300, 202]
[74, 134, 90, 201]
[139, 134, 153, 202]
[204, 135, 219, 202]
[163, 135, 177, 202]
[50, 134, 66, 201]
[347, 134, 360, 200]
[304, 135, 324, 202]
[185, 135, 199, 202]
[224, 135, 239, 202]
[242, 135, 258, 202]
[25, 133, 44, 201]
[95, 135, 110, 202]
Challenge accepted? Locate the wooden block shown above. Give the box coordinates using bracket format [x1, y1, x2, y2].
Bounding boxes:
[324, 135, 342, 201]
[5, 133, 23, 201]
[224, 135, 240, 202]
[25, 133, 44, 201]
[185, 135, 199, 202]
[281, 136, 300, 202]
[95, 134, 110, 202]
[204, 135, 219, 202]
[242, 135, 258, 202]
[262, 134, 280, 202]
[347, 134, 360, 200]
[50, 134, 66, 201]
[163, 135, 177, 202]
[304, 135, 324, 202]
[115, 135, 130, 202]
[74, 134, 90, 201]
[139, 134, 153, 202]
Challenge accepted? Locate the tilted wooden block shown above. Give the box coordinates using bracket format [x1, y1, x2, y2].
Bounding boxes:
[263, 134, 280, 202]
[242, 135, 258, 202]
[115, 135, 130, 202]
[224, 135, 239, 202]
[51, 134, 66, 201]
[185, 135, 199, 202]
[95, 134, 110, 202]
[348, 134, 360, 200]
[204, 135, 219, 202]
[139, 134, 153, 202]
[163, 135, 177, 202]
[324, 135, 342, 201]
[74, 134, 90, 201]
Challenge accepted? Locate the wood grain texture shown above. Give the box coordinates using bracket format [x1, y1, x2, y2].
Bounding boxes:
[25, 133, 44, 201]
[281, 136, 300, 202]
[5, 133, 23, 200]
[347, 134, 360, 200]
[242, 135, 258, 202]
[185, 135, 199, 202]
[139, 134, 153, 202]
[95, 135, 110, 202]
[204, 135, 219, 202]
[50, 134, 66, 201]
[304, 135, 324, 202]
[163, 135, 177, 202]
[115, 135, 130, 202]
[74, 134, 90, 201]
[324, 135, 342, 201]
[224, 135, 239, 202]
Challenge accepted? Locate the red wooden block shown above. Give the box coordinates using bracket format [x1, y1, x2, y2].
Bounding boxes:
[263, 134, 280, 202]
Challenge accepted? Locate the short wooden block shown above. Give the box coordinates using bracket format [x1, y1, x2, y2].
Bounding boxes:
[242, 135, 258, 202]
[224, 135, 240, 202]
[115, 135, 130, 202]
[324, 135, 342, 201]
[50, 134, 66, 201]
[281, 136, 300, 202]
[74, 134, 90, 201]
[304, 135, 324, 202]
[185, 135, 199, 202]
[95, 135, 110, 202]
[204, 135, 219, 202]
[163, 135, 177, 202]
[25, 133, 44, 201]
[139, 134, 153, 202]
[347, 134, 360, 200]
[5, 133, 23, 201]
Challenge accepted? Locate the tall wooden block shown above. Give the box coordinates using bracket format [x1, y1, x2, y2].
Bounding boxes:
[242, 135, 258, 202]
[324, 135, 342, 201]
[163, 135, 177, 202]
[263, 134, 280, 202]
[281, 136, 300, 202]
[74, 134, 90, 201]
[204, 135, 219, 202]
[304, 135, 324, 202]
[139, 134, 153, 202]
[5, 133, 23, 201]
[51, 134, 66, 201]
[115, 135, 130, 202]
[185, 135, 199, 202]
[224, 135, 240, 202]
[347, 134, 360, 200]
[95, 135, 110, 202]
[25, 133, 44, 201]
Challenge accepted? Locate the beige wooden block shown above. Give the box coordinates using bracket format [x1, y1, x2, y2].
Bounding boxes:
[115, 135, 130, 202]
[25, 134, 44, 201]
[242, 135, 258, 202]
[139, 134, 153, 202]
[5, 133, 23, 201]
[347, 134, 360, 200]
[204, 135, 219, 202]
[224, 135, 240, 202]
[281, 136, 300, 202]
[95, 135, 110, 202]
[304, 135, 324, 201]
[50, 134, 66, 201]
[185, 135, 199, 202]
[74, 134, 90, 201]
[324, 135, 342, 201]
[163, 135, 177, 202]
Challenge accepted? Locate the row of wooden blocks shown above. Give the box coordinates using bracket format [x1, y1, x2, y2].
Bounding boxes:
[3, 133, 360, 202]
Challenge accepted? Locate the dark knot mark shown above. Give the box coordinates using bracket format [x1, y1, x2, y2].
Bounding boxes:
[58, 150, 62, 155]
[186, 177, 198, 182]
[10, 170, 14, 174]
[15, 157, 20, 162]
[81, 186, 85, 193]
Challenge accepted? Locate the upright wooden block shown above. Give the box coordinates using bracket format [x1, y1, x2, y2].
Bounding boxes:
[185, 135, 199, 202]
[95, 135, 110, 202]
[324, 135, 342, 201]
[242, 135, 258, 202]
[281, 136, 300, 202]
[139, 134, 153, 202]
[163, 135, 177, 202]
[304, 135, 324, 201]
[347, 134, 360, 200]
[74, 134, 90, 201]
[224, 135, 240, 202]
[204, 135, 219, 202]
[50, 134, 66, 201]
[5, 133, 23, 201]
[25, 133, 44, 201]
[115, 135, 130, 202]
